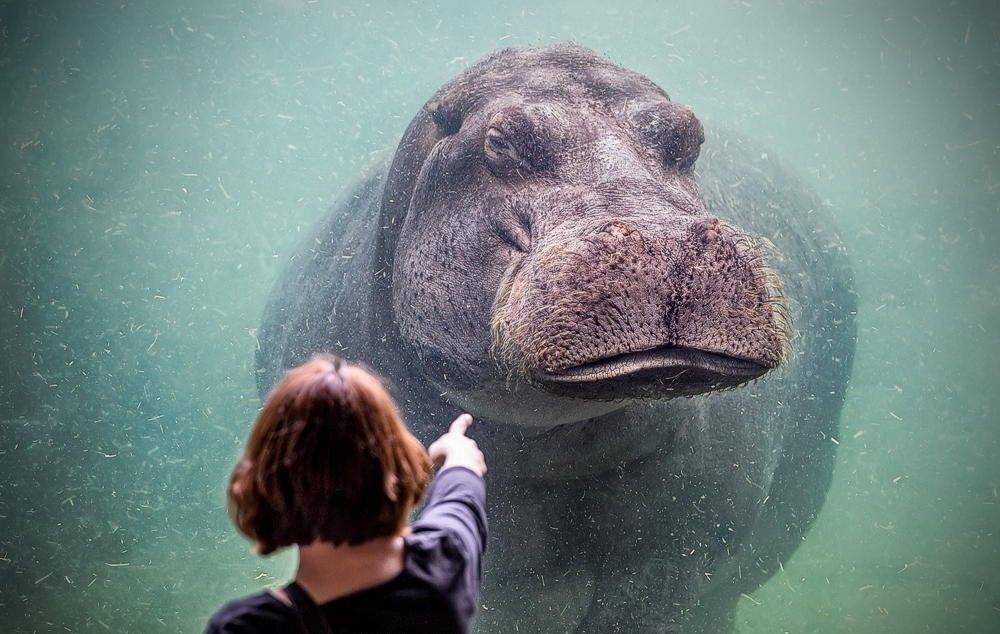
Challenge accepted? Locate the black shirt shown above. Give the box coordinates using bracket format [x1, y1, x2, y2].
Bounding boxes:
[206, 467, 487, 634]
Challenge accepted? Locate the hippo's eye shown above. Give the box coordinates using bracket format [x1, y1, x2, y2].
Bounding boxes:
[484, 128, 527, 172]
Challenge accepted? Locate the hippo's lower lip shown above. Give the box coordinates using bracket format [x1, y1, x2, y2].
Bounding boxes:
[533, 346, 770, 399]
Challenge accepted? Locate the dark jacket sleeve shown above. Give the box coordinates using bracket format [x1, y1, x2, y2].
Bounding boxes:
[408, 466, 488, 624]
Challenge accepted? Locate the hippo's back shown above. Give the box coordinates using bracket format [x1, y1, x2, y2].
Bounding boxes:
[255, 162, 389, 397]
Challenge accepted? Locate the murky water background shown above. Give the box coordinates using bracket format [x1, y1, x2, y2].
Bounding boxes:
[1, 1, 998, 631]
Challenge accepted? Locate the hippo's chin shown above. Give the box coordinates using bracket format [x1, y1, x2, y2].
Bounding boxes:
[533, 346, 770, 400]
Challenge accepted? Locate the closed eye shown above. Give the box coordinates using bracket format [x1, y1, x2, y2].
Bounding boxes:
[486, 128, 523, 163]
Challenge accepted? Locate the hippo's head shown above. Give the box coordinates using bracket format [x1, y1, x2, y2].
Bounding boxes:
[376, 44, 790, 425]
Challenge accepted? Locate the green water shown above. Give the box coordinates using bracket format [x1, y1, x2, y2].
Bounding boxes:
[1, 0, 997, 631]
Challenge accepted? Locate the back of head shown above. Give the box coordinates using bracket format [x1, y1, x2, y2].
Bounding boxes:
[228, 355, 432, 555]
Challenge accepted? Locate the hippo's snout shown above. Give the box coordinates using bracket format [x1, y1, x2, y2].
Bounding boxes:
[491, 212, 790, 399]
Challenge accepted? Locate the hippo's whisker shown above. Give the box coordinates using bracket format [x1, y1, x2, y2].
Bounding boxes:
[489, 257, 532, 383]
[719, 220, 793, 366]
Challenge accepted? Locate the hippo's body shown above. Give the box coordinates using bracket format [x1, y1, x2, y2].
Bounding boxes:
[256, 45, 855, 633]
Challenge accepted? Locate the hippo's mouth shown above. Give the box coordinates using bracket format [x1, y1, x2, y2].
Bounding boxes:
[533, 346, 770, 400]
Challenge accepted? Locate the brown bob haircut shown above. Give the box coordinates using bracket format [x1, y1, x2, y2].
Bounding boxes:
[228, 354, 432, 554]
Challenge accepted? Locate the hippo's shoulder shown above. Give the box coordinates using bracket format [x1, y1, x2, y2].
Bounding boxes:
[255, 154, 391, 394]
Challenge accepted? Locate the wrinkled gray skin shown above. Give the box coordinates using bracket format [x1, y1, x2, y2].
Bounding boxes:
[256, 44, 855, 633]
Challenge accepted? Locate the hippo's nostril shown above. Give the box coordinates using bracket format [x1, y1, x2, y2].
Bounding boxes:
[601, 221, 638, 240]
[694, 218, 723, 246]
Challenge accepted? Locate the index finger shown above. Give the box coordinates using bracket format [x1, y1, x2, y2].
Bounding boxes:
[449, 413, 473, 436]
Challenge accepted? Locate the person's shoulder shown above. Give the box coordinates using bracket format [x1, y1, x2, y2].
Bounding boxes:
[408, 519, 470, 555]
[205, 590, 296, 634]
[404, 521, 477, 589]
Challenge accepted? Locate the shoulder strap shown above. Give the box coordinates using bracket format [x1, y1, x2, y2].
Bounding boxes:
[281, 582, 333, 634]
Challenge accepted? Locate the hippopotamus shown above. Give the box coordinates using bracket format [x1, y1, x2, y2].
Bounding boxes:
[255, 43, 856, 633]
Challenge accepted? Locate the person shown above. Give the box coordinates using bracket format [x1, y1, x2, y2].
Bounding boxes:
[205, 354, 488, 633]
